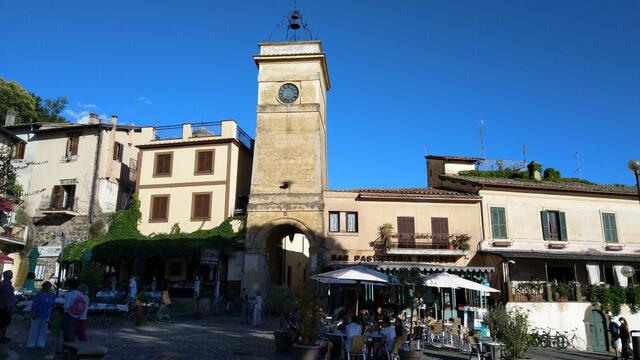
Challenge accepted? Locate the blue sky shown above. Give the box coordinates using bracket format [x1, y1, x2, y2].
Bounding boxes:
[1, 1, 639, 188]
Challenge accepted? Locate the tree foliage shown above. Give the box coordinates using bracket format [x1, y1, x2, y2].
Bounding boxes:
[0, 78, 67, 124]
[0, 149, 21, 198]
[484, 304, 531, 359]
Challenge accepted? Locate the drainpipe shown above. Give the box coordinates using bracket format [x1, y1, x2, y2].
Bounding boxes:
[88, 124, 103, 224]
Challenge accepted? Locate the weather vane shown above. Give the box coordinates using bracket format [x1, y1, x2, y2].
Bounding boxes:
[268, 1, 314, 41]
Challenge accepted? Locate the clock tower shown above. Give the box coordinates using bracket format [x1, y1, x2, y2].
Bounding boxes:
[243, 40, 331, 293]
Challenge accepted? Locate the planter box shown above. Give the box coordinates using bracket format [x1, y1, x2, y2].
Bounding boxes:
[273, 330, 294, 353]
[292, 343, 321, 360]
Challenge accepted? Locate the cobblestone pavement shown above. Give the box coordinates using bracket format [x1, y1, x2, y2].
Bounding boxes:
[1, 316, 616, 360]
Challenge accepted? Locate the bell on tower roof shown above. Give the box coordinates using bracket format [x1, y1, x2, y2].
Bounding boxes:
[268, 2, 314, 42]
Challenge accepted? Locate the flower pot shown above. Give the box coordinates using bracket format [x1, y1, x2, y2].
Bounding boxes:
[292, 343, 321, 360]
[273, 330, 293, 353]
[399, 349, 422, 360]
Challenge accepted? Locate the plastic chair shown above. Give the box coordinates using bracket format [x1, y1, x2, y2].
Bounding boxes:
[430, 322, 444, 348]
[468, 335, 490, 360]
[347, 335, 367, 360]
[383, 336, 403, 360]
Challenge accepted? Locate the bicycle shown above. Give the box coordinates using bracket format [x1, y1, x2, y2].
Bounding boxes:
[558, 328, 579, 350]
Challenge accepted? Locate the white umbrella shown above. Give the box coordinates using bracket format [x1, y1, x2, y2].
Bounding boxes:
[311, 265, 390, 312]
[423, 272, 500, 293]
[423, 272, 499, 321]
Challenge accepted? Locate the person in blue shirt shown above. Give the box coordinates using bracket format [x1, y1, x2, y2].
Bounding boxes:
[27, 281, 55, 349]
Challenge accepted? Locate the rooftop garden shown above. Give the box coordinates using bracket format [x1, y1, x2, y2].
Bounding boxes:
[458, 161, 595, 185]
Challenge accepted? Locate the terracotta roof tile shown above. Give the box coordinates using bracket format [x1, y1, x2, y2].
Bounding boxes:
[442, 174, 638, 196]
[329, 187, 480, 199]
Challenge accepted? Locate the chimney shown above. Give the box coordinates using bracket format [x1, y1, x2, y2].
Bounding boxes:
[110, 115, 118, 127]
[88, 113, 100, 125]
[4, 109, 16, 126]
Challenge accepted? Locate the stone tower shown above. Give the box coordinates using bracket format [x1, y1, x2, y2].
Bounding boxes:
[243, 41, 331, 294]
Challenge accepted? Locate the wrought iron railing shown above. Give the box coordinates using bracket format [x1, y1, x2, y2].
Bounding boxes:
[153, 124, 184, 141]
[0, 223, 27, 244]
[236, 127, 253, 149]
[510, 281, 579, 302]
[190, 122, 221, 138]
[374, 233, 471, 250]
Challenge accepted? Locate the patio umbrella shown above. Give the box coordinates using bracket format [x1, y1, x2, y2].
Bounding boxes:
[423, 272, 499, 321]
[310, 265, 390, 312]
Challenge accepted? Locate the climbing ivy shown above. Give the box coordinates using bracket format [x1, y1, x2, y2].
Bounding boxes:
[64, 196, 243, 263]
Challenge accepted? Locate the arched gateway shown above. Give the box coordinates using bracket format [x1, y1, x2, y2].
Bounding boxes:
[242, 40, 331, 295]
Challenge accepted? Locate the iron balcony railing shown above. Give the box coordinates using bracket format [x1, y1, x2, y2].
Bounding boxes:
[510, 281, 579, 302]
[374, 233, 471, 250]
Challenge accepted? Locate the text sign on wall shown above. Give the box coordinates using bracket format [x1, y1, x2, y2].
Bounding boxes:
[200, 248, 219, 265]
[38, 246, 62, 258]
[328, 254, 453, 263]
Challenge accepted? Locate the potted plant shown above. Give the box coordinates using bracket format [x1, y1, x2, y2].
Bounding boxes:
[453, 235, 470, 251]
[379, 223, 394, 251]
[135, 291, 152, 326]
[292, 283, 323, 360]
[265, 285, 297, 353]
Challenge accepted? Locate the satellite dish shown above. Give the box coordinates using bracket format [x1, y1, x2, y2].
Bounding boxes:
[621, 266, 635, 278]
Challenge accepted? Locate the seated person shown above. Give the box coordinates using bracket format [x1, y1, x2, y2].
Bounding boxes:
[380, 316, 396, 351]
[345, 316, 363, 350]
[288, 310, 298, 331]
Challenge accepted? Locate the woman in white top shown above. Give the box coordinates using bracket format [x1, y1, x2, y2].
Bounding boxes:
[252, 292, 263, 326]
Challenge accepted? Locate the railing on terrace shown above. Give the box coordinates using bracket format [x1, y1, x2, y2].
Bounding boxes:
[236, 127, 253, 149]
[190, 122, 221, 138]
[39, 195, 80, 213]
[510, 281, 579, 302]
[152, 124, 184, 141]
[476, 159, 526, 171]
[373, 233, 470, 250]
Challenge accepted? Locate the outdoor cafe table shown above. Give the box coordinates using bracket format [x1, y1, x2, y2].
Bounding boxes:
[480, 337, 504, 360]
[325, 331, 346, 360]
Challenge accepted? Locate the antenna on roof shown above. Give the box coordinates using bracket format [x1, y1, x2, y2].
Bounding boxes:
[479, 120, 486, 159]
[522, 144, 528, 165]
[573, 152, 581, 179]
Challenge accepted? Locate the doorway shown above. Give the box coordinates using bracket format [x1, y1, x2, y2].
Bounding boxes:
[587, 309, 608, 352]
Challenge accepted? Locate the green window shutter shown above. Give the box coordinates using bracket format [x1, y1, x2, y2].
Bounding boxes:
[491, 207, 507, 239]
[603, 213, 618, 243]
[541, 211, 550, 240]
[559, 212, 568, 241]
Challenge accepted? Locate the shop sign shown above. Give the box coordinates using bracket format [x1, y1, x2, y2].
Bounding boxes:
[38, 245, 62, 258]
[200, 248, 219, 265]
[328, 253, 452, 263]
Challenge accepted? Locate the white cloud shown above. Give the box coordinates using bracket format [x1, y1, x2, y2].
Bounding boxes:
[76, 102, 97, 109]
[138, 96, 152, 105]
[64, 109, 107, 124]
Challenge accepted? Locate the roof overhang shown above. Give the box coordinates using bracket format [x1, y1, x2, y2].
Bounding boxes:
[480, 249, 640, 262]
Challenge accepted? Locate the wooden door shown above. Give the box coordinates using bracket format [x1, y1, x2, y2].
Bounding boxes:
[588, 309, 607, 352]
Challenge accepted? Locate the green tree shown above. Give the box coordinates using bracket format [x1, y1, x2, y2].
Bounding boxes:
[0, 78, 67, 124]
[0, 149, 21, 198]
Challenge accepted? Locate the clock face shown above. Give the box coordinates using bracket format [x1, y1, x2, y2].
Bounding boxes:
[278, 83, 299, 103]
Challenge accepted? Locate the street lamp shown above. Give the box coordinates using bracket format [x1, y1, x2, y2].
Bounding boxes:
[628, 160, 640, 204]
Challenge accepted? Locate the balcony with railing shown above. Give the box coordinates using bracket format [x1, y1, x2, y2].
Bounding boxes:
[0, 222, 27, 246]
[509, 280, 581, 302]
[140, 120, 253, 149]
[372, 233, 470, 256]
[39, 195, 80, 216]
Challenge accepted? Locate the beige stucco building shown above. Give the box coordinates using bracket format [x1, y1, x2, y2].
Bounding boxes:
[136, 120, 252, 235]
[5, 115, 144, 286]
[428, 155, 640, 352]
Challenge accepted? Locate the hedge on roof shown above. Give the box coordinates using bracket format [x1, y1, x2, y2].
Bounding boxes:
[63, 196, 244, 263]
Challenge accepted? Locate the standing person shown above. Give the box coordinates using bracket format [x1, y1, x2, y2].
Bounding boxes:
[26, 281, 55, 349]
[62, 279, 85, 342]
[157, 284, 172, 322]
[0, 270, 16, 343]
[240, 288, 250, 324]
[128, 275, 138, 305]
[48, 274, 58, 291]
[253, 292, 263, 327]
[75, 285, 90, 341]
[610, 316, 622, 360]
[48, 306, 64, 355]
[620, 317, 632, 360]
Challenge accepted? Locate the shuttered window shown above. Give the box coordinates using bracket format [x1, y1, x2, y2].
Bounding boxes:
[12, 142, 25, 159]
[195, 150, 214, 174]
[346, 212, 358, 233]
[602, 213, 618, 243]
[150, 195, 170, 222]
[541, 210, 568, 241]
[328, 212, 340, 232]
[50, 185, 65, 210]
[113, 142, 124, 162]
[490, 207, 508, 239]
[153, 153, 173, 177]
[397, 216, 415, 247]
[66, 134, 79, 156]
[431, 217, 449, 246]
[191, 193, 212, 220]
